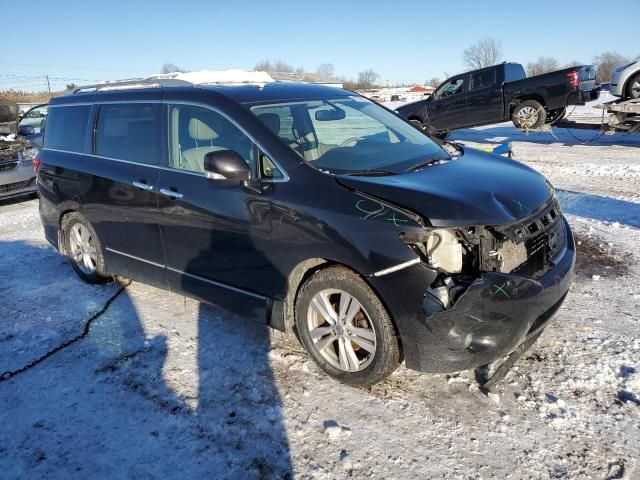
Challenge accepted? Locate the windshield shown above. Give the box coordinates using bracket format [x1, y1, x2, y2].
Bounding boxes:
[250, 96, 447, 174]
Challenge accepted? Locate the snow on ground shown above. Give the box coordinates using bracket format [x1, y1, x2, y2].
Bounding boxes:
[1, 115, 639, 478]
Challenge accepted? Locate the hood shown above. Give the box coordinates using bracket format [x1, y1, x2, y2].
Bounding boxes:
[0, 98, 18, 136]
[336, 148, 553, 227]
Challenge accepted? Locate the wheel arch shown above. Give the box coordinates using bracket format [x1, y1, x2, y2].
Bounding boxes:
[57, 208, 79, 255]
[510, 94, 547, 114]
[281, 257, 404, 358]
[622, 70, 640, 98]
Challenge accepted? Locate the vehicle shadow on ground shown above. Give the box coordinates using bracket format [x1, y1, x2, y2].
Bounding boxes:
[556, 189, 640, 228]
[0, 240, 293, 478]
[0, 193, 37, 208]
[451, 124, 640, 148]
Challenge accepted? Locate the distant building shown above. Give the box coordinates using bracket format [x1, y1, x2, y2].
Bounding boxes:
[267, 71, 343, 88]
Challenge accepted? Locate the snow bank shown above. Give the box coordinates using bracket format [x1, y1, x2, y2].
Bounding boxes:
[147, 69, 274, 85]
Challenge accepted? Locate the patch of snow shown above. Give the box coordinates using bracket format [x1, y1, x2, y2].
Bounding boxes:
[147, 69, 274, 85]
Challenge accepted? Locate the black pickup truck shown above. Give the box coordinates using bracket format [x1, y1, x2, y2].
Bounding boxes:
[395, 62, 598, 137]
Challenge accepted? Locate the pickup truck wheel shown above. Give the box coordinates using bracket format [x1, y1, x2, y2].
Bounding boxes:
[626, 73, 640, 99]
[295, 266, 401, 386]
[512, 100, 547, 129]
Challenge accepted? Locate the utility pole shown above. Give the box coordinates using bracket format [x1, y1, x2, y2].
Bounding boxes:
[45, 75, 51, 92]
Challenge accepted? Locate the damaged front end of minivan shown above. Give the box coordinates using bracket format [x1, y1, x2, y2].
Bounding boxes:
[369, 195, 575, 376]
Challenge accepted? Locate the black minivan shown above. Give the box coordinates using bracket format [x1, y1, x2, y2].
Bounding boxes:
[37, 79, 575, 386]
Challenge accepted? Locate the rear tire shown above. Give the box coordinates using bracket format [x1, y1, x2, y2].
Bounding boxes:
[626, 73, 640, 100]
[61, 213, 109, 284]
[512, 100, 547, 129]
[295, 266, 401, 386]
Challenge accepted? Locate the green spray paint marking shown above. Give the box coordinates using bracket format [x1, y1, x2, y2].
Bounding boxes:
[387, 213, 408, 227]
[355, 199, 385, 216]
[491, 282, 510, 299]
[512, 199, 527, 212]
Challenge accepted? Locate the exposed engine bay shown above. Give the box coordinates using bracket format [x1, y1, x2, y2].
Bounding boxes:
[402, 198, 566, 312]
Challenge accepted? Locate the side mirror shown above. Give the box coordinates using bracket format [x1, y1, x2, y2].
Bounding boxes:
[18, 125, 35, 136]
[204, 150, 251, 182]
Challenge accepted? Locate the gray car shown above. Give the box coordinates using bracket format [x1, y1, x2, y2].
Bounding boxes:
[0, 98, 38, 200]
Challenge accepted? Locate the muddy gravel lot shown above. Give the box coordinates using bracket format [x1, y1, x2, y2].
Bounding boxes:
[1, 117, 639, 479]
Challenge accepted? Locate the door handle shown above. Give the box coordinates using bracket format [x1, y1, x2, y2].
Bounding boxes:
[132, 181, 154, 191]
[159, 188, 184, 199]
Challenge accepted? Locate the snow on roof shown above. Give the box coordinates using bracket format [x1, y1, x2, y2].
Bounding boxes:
[147, 69, 275, 85]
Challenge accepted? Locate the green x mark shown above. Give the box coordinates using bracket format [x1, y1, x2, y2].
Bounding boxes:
[387, 213, 408, 227]
[512, 199, 527, 212]
[492, 282, 510, 299]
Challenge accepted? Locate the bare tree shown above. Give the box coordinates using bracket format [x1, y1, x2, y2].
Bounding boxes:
[593, 52, 630, 82]
[161, 63, 183, 74]
[254, 59, 296, 73]
[526, 56, 559, 77]
[564, 60, 583, 68]
[357, 69, 380, 89]
[462, 37, 503, 70]
[273, 60, 295, 72]
[316, 63, 335, 78]
[254, 59, 273, 71]
[427, 77, 441, 88]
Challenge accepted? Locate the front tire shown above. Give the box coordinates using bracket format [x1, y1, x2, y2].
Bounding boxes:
[295, 267, 401, 386]
[626, 73, 640, 100]
[512, 100, 547, 129]
[61, 213, 109, 284]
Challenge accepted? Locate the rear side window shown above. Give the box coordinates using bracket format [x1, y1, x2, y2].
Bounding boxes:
[95, 104, 157, 164]
[470, 69, 496, 90]
[43, 105, 90, 153]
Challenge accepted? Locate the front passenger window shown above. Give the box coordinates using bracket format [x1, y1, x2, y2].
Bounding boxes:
[168, 104, 255, 174]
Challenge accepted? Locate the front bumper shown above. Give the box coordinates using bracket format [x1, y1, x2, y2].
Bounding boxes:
[376, 219, 575, 373]
[0, 158, 36, 199]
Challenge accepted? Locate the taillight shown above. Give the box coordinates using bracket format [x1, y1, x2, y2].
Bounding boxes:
[566, 71, 579, 88]
[33, 157, 41, 172]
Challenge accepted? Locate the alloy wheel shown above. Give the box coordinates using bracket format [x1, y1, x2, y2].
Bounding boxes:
[631, 79, 640, 99]
[517, 106, 539, 127]
[68, 223, 97, 275]
[306, 289, 377, 372]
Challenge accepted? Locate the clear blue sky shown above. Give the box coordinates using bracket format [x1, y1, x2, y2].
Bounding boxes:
[1, 0, 638, 91]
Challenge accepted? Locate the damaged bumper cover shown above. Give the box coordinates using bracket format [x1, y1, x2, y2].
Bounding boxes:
[376, 218, 575, 373]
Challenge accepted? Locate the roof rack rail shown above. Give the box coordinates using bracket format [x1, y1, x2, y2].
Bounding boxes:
[73, 77, 193, 94]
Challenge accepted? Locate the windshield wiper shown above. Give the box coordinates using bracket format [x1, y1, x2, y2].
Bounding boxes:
[404, 156, 450, 172]
[341, 169, 397, 176]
